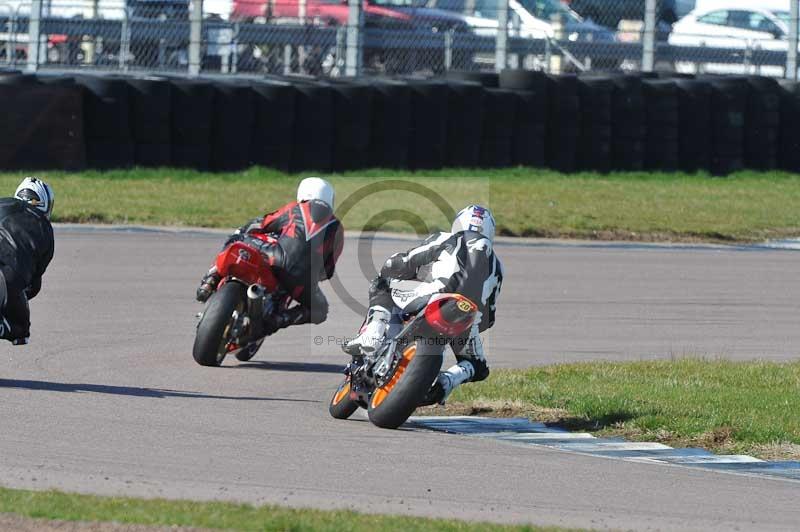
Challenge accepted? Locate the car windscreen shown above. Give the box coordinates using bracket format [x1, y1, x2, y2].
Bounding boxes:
[773, 10, 790, 26]
[434, 0, 467, 10]
[372, 0, 417, 6]
[517, 0, 578, 22]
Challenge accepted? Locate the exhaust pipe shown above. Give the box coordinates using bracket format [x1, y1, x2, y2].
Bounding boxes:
[247, 284, 266, 319]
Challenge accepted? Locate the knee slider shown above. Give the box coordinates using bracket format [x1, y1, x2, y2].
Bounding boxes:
[309, 301, 328, 324]
[368, 276, 390, 298]
[471, 359, 490, 382]
[367, 276, 393, 310]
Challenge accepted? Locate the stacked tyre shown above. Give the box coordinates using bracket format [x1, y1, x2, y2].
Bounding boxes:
[291, 82, 334, 172]
[407, 81, 448, 170]
[479, 88, 516, 168]
[212, 82, 256, 171]
[703, 77, 748, 175]
[446, 70, 499, 88]
[744, 76, 780, 171]
[331, 82, 374, 171]
[0, 75, 85, 170]
[249, 81, 296, 172]
[445, 81, 484, 168]
[368, 81, 412, 170]
[642, 79, 679, 172]
[577, 76, 614, 172]
[778, 81, 800, 172]
[171, 80, 215, 170]
[76, 76, 135, 169]
[675, 79, 713, 173]
[545, 74, 580, 172]
[608, 75, 646, 171]
[127, 77, 172, 167]
[500, 70, 547, 168]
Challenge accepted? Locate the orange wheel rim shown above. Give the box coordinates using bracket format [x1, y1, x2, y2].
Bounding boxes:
[370, 345, 417, 409]
[332, 380, 351, 406]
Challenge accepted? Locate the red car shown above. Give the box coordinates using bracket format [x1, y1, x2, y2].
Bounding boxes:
[231, 0, 411, 26]
[230, 0, 471, 74]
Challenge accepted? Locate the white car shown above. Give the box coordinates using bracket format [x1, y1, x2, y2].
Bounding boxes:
[424, 0, 554, 39]
[668, 0, 793, 76]
[424, 0, 615, 70]
[0, 0, 125, 19]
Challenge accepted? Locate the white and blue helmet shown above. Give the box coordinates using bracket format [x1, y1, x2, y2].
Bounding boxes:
[452, 204, 495, 242]
[15, 177, 54, 219]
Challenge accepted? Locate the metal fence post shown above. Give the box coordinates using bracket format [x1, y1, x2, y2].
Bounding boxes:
[444, 29, 453, 71]
[495, 0, 508, 72]
[120, 8, 130, 71]
[189, 0, 203, 76]
[26, 0, 42, 72]
[787, 0, 799, 80]
[3, 7, 13, 66]
[641, 0, 656, 72]
[345, 0, 362, 76]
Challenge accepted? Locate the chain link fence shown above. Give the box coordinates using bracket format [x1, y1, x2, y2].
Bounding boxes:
[1, 0, 799, 79]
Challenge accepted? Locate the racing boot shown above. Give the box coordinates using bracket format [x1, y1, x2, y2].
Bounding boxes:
[196, 269, 221, 302]
[263, 306, 308, 336]
[420, 360, 475, 406]
[342, 306, 391, 356]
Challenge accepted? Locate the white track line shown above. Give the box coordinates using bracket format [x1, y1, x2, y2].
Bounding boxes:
[407, 416, 799, 481]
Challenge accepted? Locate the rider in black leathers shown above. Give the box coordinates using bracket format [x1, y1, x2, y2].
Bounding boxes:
[0, 177, 55, 345]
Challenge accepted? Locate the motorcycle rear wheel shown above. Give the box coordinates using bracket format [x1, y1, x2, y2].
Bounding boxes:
[367, 339, 444, 429]
[193, 282, 246, 367]
[329, 377, 359, 420]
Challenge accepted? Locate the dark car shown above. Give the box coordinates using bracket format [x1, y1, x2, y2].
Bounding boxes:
[565, 0, 677, 29]
[366, 0, 478, 72]
[127, 0, 188, 19]
[516, 0, 616, 43]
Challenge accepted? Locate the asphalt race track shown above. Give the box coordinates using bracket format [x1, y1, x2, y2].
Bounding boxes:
[1, 227, 798, 531]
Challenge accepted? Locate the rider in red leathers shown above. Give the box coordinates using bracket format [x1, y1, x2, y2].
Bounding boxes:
[196, 177, 343, 333]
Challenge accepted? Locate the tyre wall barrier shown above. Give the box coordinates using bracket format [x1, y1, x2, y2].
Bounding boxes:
[500, 70, 547, 169]
[0, 81, 85, 171]
[368, 80, 411, 170]
[0, 71, 794, 177]
[75, 75, 135, 170]
[127, 77, 172, 167]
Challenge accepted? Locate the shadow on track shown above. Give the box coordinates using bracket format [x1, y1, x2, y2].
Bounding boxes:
[0, 379, 319, 403]
[232, 361, 344, 374]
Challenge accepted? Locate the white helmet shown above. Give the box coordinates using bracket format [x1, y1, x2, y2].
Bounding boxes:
[452, 204, 496, 242]
[297, 177, 335, 210]
[15, 177, 54, 219]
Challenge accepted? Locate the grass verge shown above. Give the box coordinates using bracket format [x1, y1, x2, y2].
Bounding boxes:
[3, 167, 799, 242]
[420, 359, 800, 460]
[0, 487, 569, 531]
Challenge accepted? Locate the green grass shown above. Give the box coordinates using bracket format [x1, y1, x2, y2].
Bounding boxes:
[432, 359, 800, 460]
[5, 167, 800, 241]
[0, 487, 571, 531]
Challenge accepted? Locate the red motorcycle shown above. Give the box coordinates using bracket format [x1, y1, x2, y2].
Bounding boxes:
[193, 233, 290, 367]
[329, 290, 478, 429]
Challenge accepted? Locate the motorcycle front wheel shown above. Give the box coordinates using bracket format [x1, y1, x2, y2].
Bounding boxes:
[192, 282, 246, 367]
[367, 339, 444, 429]
[329, 377, 360, 420]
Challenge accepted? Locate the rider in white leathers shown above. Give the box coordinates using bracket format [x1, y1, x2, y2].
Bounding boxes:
[345, 205, 503, 404]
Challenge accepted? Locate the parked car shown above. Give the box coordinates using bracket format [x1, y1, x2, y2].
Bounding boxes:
[668, 1, 791, 76]
[520, 0, 617, 47]
[564, 0, 678, 30]
[422, 0, 616, 69]
[676, 0, 696, 18]
[231, 0, 474, 74]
